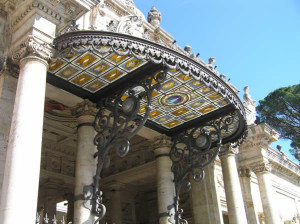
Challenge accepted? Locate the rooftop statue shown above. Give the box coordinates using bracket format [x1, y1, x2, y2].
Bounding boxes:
[147, 6, 161, 28]
[243, 86, 256, 126]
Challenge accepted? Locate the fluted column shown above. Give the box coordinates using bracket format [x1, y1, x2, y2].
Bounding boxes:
[191, 163, 224, 224]
[239, 167, 259, 224]
[252, 162, 281, 224]
[0, 36, 51, 224]
[153, 135, 175, 224]
[72, 100, 97, 224]
[219, 145, 248, 224]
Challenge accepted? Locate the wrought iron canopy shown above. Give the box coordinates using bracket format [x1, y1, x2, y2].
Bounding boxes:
[49, 31, 246, 142]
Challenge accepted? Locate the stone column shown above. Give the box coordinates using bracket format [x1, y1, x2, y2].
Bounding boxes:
[153, 135, 175, 224]
[0, 66, 17, 202]
[191, 163, 224, 224]
[239, 167, 260, 224]
[72, 100, 97, 224]
[65, 193, 75, 223]
[43, 179, 64, 219]
[0, 36, 51, 224]
[109, 182, 124, 224]
[219, 145, 248, 224]
[252, 162, 281, 224]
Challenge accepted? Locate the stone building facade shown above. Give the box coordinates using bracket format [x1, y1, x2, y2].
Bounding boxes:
[0, 0, 299, 224]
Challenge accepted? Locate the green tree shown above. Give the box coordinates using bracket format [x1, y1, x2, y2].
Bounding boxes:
[256, 84, 300, 160]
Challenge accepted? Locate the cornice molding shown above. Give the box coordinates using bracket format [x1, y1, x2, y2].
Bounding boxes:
[8, 1, 61, 33]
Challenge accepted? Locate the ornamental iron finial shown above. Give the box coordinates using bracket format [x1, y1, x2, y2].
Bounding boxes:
[148, 6, 161, 28]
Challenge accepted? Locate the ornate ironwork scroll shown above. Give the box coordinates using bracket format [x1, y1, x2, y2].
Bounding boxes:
[91, 69, 167, 222]
[169, 112, 236, 224]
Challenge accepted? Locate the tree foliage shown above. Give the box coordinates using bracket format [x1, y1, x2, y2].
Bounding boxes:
[256, 84, 300, 153]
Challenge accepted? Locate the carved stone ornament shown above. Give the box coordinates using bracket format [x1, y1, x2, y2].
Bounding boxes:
[107, 20, 119, 32]
[71, 99, 97, 118]
[117, 0, 135, 10]
[239, 167, 251, 177]
[117, 15, 144, 38]
[152, 134, 172, 149]
[11, 35, 52, 63]
[252, 162, 272, 174]
[147, 6, 161, 28]
[219, 143, 239, 157]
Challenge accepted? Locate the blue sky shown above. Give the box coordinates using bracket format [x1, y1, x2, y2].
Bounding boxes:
[134, 0, 300, 162]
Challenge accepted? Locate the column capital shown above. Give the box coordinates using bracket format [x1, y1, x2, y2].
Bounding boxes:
[238, 167, 252, 178]
[219, 143, 239, 157]
[251, 162, 272, 174]
[71, 99, 97, 124]
[11, 35, 52, 63]
[152, 134, 172, 155]
[0, 56, 20, 78]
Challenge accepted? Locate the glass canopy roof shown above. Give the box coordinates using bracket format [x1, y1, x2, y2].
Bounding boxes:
[48, 31, 246, 142]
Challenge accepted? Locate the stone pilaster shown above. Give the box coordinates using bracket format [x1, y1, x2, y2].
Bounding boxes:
[153, 135, 175, 224]
[239, 167, 260, 224]
[72, 99, 98, 224]
[0, 36, 51, 224]
[191, 162, 224, 224]
[251, 162, 281, 224]
[219, 144, 248, 224]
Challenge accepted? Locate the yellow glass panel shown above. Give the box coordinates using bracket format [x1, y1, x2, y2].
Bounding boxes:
[208, 92, 222, 101]
[125, 59, 141, 69]
[172, 108, 189, 116]
[162, 82, 175, 90]
[109, 54, 128, 63]
[199, 105, 216, 114]
[139, 105, 146, 113]
[103, 70, 124, 81]
[149, 110, 162, 118]
[62, 67, 76, 77]
[166, 120, 180, 128]
[72, 74, 92, 85]
[121, 94, 128, 101]
[49, 60, 63, 71]
[93, 63, 108, 74]
[201, 87, 212, 94]
[177, 74, 191, 81]
[86, 81, 103, 91]
[218, 99, 228, 105]
[76, 54, 97, 67]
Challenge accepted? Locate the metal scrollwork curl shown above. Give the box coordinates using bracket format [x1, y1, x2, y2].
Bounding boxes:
[169, 112, 236, 224]
[91, 69, 167, 223]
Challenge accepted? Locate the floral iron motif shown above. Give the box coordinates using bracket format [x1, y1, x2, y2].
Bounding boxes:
[90, 69, 167, 222]
[169, 112, 237, 224]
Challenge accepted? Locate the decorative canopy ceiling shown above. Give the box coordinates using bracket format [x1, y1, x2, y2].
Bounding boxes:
[49, 31, 246, 142]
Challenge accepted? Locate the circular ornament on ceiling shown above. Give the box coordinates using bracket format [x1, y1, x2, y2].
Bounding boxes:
[160, 92, 190, 106]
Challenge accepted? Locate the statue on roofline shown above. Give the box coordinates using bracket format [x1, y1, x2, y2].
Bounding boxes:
[243, 86, 256, 126]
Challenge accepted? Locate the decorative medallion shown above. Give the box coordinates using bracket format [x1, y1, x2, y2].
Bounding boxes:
[160, 93, 189, 106]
